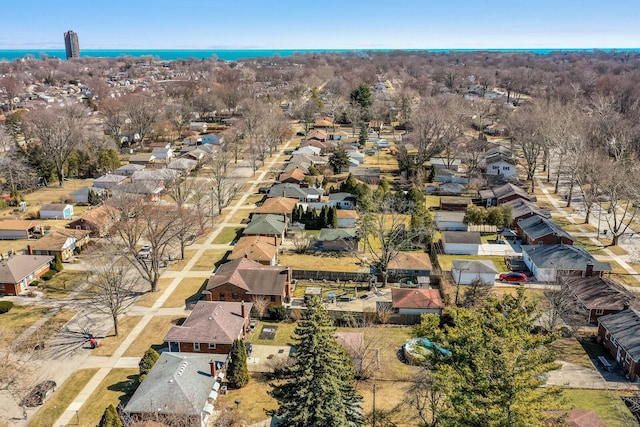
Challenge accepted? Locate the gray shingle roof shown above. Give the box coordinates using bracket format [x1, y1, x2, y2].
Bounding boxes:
[563, 276, 635, 311]
[522, 244, 611, 272]
[442, 231, 482, 244]
[517, 215, 573, 242]
[318, 228, 358, 241]
[503, 198, 550, 220]
[598, 309, 640, 361]
[452, 259, 499, 274]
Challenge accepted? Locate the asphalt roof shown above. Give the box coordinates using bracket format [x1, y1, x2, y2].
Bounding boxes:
[207, 257, 289, 296]
[522, 244, 611, 272]
[598, 309, 640, 361]
[517, 215, 573, 242]
[243, 214, 285, 236]
[0, 255, 53, 284]
[442, 231, 482, 245]
[503, 198, 550, 220]
[451, 259, 499, 274]
[391, 288, 443, 310]
[563, 276, 635, 311]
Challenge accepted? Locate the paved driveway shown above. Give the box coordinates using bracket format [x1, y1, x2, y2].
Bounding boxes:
[247, 344, 293, 373]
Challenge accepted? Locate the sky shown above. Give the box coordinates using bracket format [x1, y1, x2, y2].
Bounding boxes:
[1, 0, 639, 50]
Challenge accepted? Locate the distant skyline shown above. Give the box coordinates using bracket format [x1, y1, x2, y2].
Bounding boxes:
[2, 0, 639, 50]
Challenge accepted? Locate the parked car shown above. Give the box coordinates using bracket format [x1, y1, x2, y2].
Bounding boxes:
[137, 244, 152, 259]
[20, 380, 57, 407]
[499, 272, 528, 283]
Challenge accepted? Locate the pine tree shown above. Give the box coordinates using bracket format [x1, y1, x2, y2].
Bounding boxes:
[139, 348, 159, 382]
[228, 338, 249, 388]
[98, 404, 123, 427]
[358, 123, 368, 148]
[320, 205, 329, 228]
[52, 254, 64, 272]
[268, 296, 362, 426]
[328, 206, 338, 229]
[329, 144, 351, 174]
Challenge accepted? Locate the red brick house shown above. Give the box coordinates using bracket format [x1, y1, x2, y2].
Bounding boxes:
[598, 309, 640, 380]
[164, 301, 252, 354]
[0, 255, 53, 295]
[205, 257, 292, 306]
[65, 205, 115, 237]
[562, 276, 636, 324]
[516, 215, 574, 246]
[503, 198, 551, 228]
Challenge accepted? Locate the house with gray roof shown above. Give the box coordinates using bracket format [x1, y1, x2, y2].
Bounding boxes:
[123, 352, 225, 427]
[441, 231, 482, 255]
[516, 215, 574, 245]
[115, 163, 145, 176]
[562, 276, 636, 324]
[435, 211, 467, 231]
[479, 183, 533, 207]
[598, 309, 640, 381]
[0, 255, 53, 296]
[521, 244, 611, 282]
[503, 198, 550, 227]
[93, 173, 127, 189]
[268, 183, 324, 207]
[318, 228, 358, 252]
[243, 214, 286, 241]
[451, 260, 499, 284]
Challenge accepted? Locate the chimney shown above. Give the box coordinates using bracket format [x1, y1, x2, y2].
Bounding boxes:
[285, 267, 292, 297]
[241, 300, 246, 318]
[209, 360, 217, 377]
[585, 262, 594, 278]
[27, 245, 33, 255]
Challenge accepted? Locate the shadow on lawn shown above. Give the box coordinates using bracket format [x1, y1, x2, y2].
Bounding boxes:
[107, 374, 140, 407]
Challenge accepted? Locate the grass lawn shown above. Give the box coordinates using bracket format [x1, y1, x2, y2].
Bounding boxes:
[0, 238, 30, 254]
[22, 179, 94, 204]
[0, 305, 51, 344]
[162, 277, 207, 308]
[293, 281, 369, 299]
[26, 368, 99, 427]
[41, 270, 89, 299]
[223, 208, 253, 224]
[548, 338, 597, 370]
[92, 316, 143, 356]
[250, 321, 298, 346]
[19, 308, 76, 351]
[607, 245, 629, 256]
[122, 316, 184, 357]
[279, 252, 365, 273]
[246, 194, 266, 205]
[134, 278, 173, 307]
[212, 226, 244, 244]
[573, 236, 608, 256]
[191, 249, 229, 271]
[77, 368, 139, 427]
[358, 380, 412, 415]
[437, 254, 508, 272]
[166, 249, 197, 271]
[217, 373, 277, 424]
[562, 389, 637, 427]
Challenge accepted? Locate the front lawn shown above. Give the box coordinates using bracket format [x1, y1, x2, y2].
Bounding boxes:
[41, 271, 89, 299]
[0, 305, 51, 345]
[162, 277, 207, 308]
[77, 369, 139, 427]
[134, 278, 173, 307]
[165, 249, 197, 271]
[18, 308, 76, 352]
[548, 338, 596, 370]
[92, 316, 143, 357]
[212, 226, 244, 245]
[562, 389, 636, 426]
[122, 316, 185, 357]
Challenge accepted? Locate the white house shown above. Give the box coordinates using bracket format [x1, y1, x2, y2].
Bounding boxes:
[451, 260, 499, 285]
[115, 163, 145, 176]
[522, 244, 612, 282]
[348, 150, 365, 165]
[151, 146, 174, 160]
[485, 150, 517, 176]
[39, 204, 74, 219]
[292, 146, 322, 156]
[93, 173, 127, 189]
[435, 211, 467, 231]
[189, 122, 208, 132]
[441, 231, 482, 255]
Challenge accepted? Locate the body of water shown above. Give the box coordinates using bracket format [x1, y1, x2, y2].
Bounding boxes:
[0, 48, 639, 62]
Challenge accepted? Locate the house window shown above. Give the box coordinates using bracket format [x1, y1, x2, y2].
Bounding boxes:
[595, 308, 604, 315]
[208, 343, 217, 350]
[492, 166, 498, 170]
[194, 342, 200, 351]
[270, 296, 276, 303]
[219, 293, 225, 301]
[76, 226, 81, 230]
[503, 166, 510, 170]
[232, 293, 239, 300]
[605, 331, 610, 341]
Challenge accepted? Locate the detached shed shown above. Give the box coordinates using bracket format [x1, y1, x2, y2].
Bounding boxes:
[451, 260, 499, 284]
[39, 204, 74, 220]
[441, 231, 482, 255]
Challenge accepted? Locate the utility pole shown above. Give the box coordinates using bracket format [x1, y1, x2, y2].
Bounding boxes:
[372, 383, 376, 427]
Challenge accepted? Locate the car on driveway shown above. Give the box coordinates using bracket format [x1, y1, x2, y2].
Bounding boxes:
[499, 272, 528, 283]
[20, 380, 57, 407]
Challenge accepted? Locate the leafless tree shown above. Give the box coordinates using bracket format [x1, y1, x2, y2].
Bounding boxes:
[459, 278, 492, 308]
[165, 99, 193, 140]
[263, 109, 292, 157]
[173, 207, 202, 260]
[401, 370, 448, 427]
[508, 106, 543, 192]
[207, 155, 241, 217]
[23, 104, 87, 186]
[0, 327, 39, 414]
[84, 254, 141, 337]
[221, 128, 244, 164]
[164, 175, 202, 209]
[597, 160, 639, 246]
[122, 94, 161, 148]
[251, 295, 269, 321]
[99, 97, 126, 140]
[0, 76, 22, 112]
[575, 149, 608, 224]
[0, 145, 34, 193]
[292, 231, 314, 253]
[540, 275, 586, 334]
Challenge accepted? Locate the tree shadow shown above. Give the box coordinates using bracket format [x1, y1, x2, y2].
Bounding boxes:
[184, 279, 210, 308]
[107, 374, 140, 407]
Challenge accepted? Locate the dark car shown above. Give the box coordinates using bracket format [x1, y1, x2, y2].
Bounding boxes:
[20, 380, 57, 407]
[499, 272, 528, 283]
[245, 342, 253, 356]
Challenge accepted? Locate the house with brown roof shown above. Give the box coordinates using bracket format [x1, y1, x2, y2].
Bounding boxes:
[305, 129, 328, 142]
[66, 205, 114, 237]
[252, 197, 297, 223]
[391, 288, 444, 315]
[546, 409, 604, 427]
[479, 183, 534, 207]
[205, 257, 292, 306]
[278, 168, 306, 184]
[0, 255, 53, 295]
[562, 276, 636, 324]
[229, 236, 279, 266]
[29, 229, 89, 261]
[336, 209, 358, 228]
[164, 300, 252, 354]
[387, 252, 432, 279]
[314, 117, 334, 128]
[0, 220, 42, 240]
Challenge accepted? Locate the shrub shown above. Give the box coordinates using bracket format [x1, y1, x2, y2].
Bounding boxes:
[51, 255, 64, 272]
[0, 301, 14, 314]
[41, 270, 56, 281]
[139, 348, 160, 381]
[267, 305, 288, 321]
[98, 404, 123, 427]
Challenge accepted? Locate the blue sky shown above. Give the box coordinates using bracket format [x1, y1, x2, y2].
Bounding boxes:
[1, 0, 639, 49]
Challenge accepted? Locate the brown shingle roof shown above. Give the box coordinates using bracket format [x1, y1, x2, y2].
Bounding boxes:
[0, 220, 41, 231]
[0, 255, 53, 284]
[207, 257, 289, 296]
[279, 168, 306, 183]
[388, 252, 432, 271]
[252, 197, 297, 215]
[336, 210, 358, 219]
[391, 288, 443, 310]
[563, 276, 635, 311]
[229, 236, 278, 263]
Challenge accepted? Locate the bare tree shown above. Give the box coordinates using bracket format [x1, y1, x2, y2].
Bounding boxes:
[207, 154, 240, 217]
[508, 106, 543, 192]
[575, 150, 608, 224]
[0, 327, 39, 416]
[84, 255, 141, 337]
[459, 278, 492, 308]
[122, 94, 161, 149]
[540, 277, 585, 335]
[173, 207, 202, 260]
[597, 160, 639, 246]
[23, 104, 87, 186]
[251, 295, 269, 321]
[165, 99, 193, 141]
[401, 370, 448, 427]
[0, 76, 23, 112]
[164, 175, 201, 209]
[99, 97, 126, 140]
[292, 231, 314, 253]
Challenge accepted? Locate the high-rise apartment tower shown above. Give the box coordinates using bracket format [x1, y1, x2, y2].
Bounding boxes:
[64, 30, 80, 60]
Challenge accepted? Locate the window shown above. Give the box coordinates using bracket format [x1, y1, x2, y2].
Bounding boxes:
[232, 293, 239, 300]
[270, 295, 276, 303]
[208, 343, 217, 349]
[219, 293, 225, 301]
[492, 165, 498, 170]
[194, 342, 200, 351]
[503, 166, 510, 170]
[595, 308, 604, 315]
[76, 226, 81, 230]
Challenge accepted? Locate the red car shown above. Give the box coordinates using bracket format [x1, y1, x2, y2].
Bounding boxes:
[499, 272, 528, 283]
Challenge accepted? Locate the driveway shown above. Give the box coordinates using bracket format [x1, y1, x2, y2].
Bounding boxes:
[546, 361, 640, 390]
[247, 345, 292, 373]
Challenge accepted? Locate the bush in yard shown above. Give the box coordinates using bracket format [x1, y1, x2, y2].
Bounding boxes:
[98, 404, 123, 427]
[138, 348, 159, 382]
[41, 270, 56, 281]
[268, 305, 288, 321]
[51, 255, 64, 272]
[227, 338, 249, 389]
[0, 301, 14, 314]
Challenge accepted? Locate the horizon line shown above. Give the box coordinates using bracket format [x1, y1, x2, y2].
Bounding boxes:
[1, 47, 640, 51]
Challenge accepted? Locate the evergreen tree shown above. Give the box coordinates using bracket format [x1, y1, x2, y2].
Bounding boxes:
[320, 205, 329, 228]
[328, 206, 338, 229]
[98, 404, 123, 427]
[358, 123, 368, 148]
[340, 173, 358, 194]
[52, 254, 64, 272]
[329, 144, 351, 174]
[268, 296, 362, 426]
[139, 348, 159, 381]
[228, 338, 249, 388]
[413, 289, 560, 427]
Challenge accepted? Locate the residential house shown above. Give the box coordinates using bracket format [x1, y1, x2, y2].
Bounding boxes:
[348, 167, 380, 185]
[598, 309, 640, 380]
[435, 211, 467, 231]
[504, 198, 550, 228]
[164, 301, 252, 354]
[205, 257, 292, 306]
[485, 149, 517, 176]
[149, 142, 172, 150]
[430, 157, 461, 172]
[229, 236, 279, 266]
[516, 215, 574, 245]
[39, 204, 74, 220]
[292, 146, 322, 156]
[300, 139, 337, 154]
[328, 130, 349, 141]
[336, 209, 358, 228]
[451, 259, 499, 284]
[267, 183, 324, 208]
[347, 150, 365, 166]
[305, 129, 328, 142]
[251, 197, 297, 224]
[69, 186, 107, 204]
[479, 183, 533, 207]
[93, 173, 127, 190]
[201, 134, 222, 145]
[0, 220, 42, 240]
[0, 255, 53, 295]
[65, 205, 114, 237]
[180, 148, 209, 163]
[123, 352, 224, 427]
[434, 169, 469, 185]
[562, 276, 636, 324]
[521, 245, 612, 282]
[313, 117, 334, 128]
[183, 135, 201, 146]
[29, 229, 88, 261]
[167, 158, 198, 174]
[278, 168, 306, 185]
[189, 122, 208, 132]
[441, 231, 482, 255]
[328, 192, 356, 210]
[112, 181, 164, 197]
[151, 146, 174, 160]
[131, 168, 178, 189]
[128, 153, 157, 166]
[387, 252, 432, 280]
[318, 228, 359, 252]
[439, 197, 472, 212]
[438, 182, 466, 196]
[115, 163, 145, 176]
[243, 214, 286, 241]
[391, 288, 444, 315]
